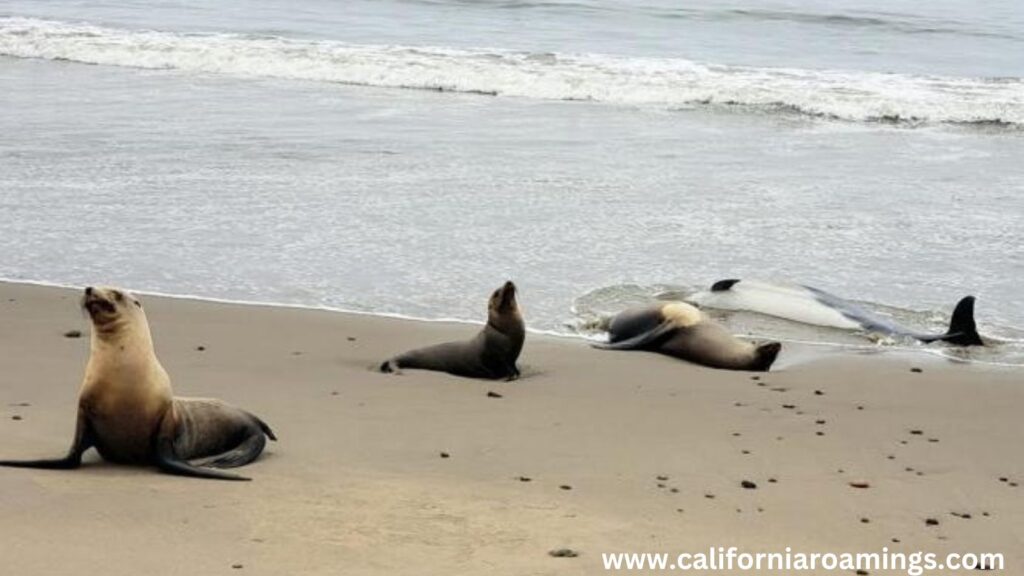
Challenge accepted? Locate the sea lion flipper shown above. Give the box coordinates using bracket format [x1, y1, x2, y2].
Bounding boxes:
[0, 410, 93, 470]
[155, 436, 251, 481]
[592, 321, 675, 351]
[203, 429, 268, 469]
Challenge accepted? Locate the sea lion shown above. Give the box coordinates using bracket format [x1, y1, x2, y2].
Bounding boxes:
[380, 281, 525, 380]
[593, 301, 781, 371]
[0, 286, 275, 481]
[689, 279, 984, 346]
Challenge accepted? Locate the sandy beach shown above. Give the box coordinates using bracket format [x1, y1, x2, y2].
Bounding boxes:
[0, 280, 1021, 575]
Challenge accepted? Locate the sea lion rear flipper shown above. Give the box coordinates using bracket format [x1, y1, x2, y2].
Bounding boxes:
[0, 410, 93, 470]
[592, 321, 675, 351]
[155, 436, 251, 481]
[203, 416, 273, 468]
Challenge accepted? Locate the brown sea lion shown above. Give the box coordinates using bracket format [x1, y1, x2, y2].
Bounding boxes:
[593, 301, 781, 371]
[380, 281, 525, 380]
[0, 287, 275, 481]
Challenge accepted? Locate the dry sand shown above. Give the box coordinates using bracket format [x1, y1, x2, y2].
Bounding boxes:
[1, 281, 1021, 575]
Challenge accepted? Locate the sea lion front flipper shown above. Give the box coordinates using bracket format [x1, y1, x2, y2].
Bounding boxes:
[0, 410, 93, 470]
[592, 321, 676, 351]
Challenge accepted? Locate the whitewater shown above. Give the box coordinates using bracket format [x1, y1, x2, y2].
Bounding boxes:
[2, 17, 1023, 125]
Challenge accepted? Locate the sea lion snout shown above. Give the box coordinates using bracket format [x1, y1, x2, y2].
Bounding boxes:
[81, 286, 133, 322]
[82, 288, 115, 318]
[496, 281, 517, 310]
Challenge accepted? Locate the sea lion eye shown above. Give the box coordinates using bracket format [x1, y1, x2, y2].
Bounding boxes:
[112, 290, 124, 302]
[133, 299, 142, 308]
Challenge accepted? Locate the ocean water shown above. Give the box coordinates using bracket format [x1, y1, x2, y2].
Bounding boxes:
[1, 1, 1023, 364]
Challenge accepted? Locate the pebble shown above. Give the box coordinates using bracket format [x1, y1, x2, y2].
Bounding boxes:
[549, 549, 579, 558]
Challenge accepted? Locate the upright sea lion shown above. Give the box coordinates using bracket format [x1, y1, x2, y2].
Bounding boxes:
[593, 301, 781, 371]
[689, 279, 984, 346]
[0, 287, 275, 481]
[380, 281, 525, 380]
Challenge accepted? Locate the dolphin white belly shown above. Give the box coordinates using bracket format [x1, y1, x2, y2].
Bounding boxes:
[686, 279, 983, 346]
[688, 280, 863, 330]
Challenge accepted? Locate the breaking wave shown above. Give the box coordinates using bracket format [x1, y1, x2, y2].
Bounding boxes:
[2, 16, 1022, 126]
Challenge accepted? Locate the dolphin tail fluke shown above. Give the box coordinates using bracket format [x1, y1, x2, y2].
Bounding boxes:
[936, 296, 984, 346]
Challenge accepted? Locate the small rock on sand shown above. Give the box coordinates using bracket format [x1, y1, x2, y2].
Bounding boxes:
[196, 346, 206, 351]
[925, 518, 939, 526]
[63, 330, 82, 338]
[909, 429, 924, 435]
[439, 452, 450, 459]
[910, 367, 923, 373]
[518, 476, 532, 482]
[656, 475, 669, 481]
[848, 481, 870, 489]
[12, 415, 23, 421]
[559, 485, 572, 491]
[741, 480, 757, 489]
[549, 549, 579, 558]
[814, 389, 824, 395]
[486, 391, 503, 398]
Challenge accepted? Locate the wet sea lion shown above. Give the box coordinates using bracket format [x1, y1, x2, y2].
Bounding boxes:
[0, 286, 275, 481]
[689, 279, 984, 346]
[380, 281, 525, 380]
[593, 301, 781, 371]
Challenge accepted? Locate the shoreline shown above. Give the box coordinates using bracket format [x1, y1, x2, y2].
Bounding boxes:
[3, 278, 1014, 370]
[1, 280, 1022, 575]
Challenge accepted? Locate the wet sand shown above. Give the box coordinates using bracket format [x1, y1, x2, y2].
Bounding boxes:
[0, 281, 1021, 575]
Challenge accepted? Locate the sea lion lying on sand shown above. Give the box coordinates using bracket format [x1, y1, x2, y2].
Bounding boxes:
[594, 301, 781, 372]
[380, 281, 525, 380]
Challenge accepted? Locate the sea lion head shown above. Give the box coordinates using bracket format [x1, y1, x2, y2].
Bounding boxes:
[487, 281, 523, 333]
[81, 286, 147, 337]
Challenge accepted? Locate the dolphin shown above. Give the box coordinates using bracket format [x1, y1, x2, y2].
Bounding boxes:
[687, 279, 983, 346]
